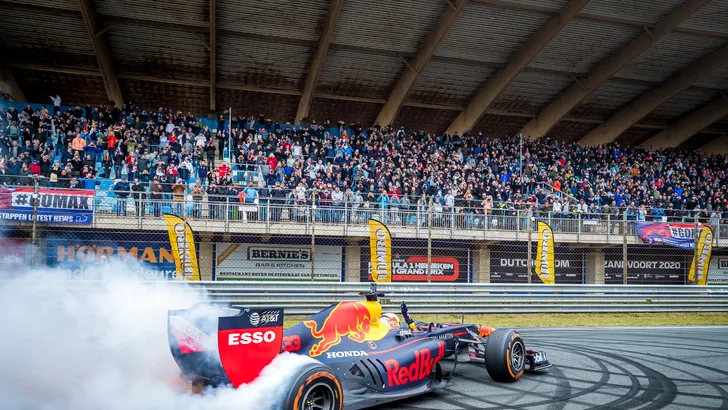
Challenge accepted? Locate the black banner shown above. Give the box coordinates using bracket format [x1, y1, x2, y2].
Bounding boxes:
[604, 247, 690, 284]
[360, 247, 469, 282]
[489, 245, 584, 283]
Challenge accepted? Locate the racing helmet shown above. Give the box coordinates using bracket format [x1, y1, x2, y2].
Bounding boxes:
[380, 312, 400, 330]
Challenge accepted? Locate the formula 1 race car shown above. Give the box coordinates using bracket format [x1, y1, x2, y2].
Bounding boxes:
[168, 285, 551, 410]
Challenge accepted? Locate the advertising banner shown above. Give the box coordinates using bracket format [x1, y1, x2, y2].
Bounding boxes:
[604, 247, 689, 284]
[688, 226, 713, 285]
[635, 222, 706, 249]
[360, 247, 469, 282]
[163, 214, 201, 281]
[534, 221, 555, 285]
[0, 187, 94, 224]
[707, 256, 728, 284]
[46, 233, 177, 279]
[368, 219, 392, 283]
[215, 243, 342, 281]
[489, 245, 584, 283]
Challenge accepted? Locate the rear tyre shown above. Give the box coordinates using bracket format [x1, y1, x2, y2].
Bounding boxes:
[484, 329, 525, 382]
[281, 362, 343, 410]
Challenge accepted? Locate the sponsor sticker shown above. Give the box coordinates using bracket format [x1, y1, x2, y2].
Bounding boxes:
[249, 310, 281, 326]
[383, 342, 445, 386]
[227, 330, 277, 346]
[325, 351, 369, 359]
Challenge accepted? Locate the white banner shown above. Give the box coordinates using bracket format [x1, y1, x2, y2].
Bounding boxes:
[214, 243, 342, 281]
[708, 256, 728, 284]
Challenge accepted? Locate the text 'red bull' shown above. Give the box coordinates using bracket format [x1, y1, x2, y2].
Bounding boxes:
[384, 342, 445, 386]
[303, 302, 372, 357]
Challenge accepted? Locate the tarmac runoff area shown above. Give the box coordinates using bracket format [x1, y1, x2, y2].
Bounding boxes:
[376, 326, 728, 410]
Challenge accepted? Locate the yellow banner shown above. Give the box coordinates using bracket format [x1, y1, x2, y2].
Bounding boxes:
[163, 214, 201, 281]
[368, 219, 392, 283]
[535, 221, 555, 285]
[689, 226, 713, 285]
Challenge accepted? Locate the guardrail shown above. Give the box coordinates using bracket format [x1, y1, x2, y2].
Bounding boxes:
[174, 282, 728, 315]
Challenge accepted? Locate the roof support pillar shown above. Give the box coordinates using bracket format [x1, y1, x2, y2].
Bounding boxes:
[579, 42, 728, 146]
[640, 97, 728, 149]
[78, 0, 123, 107]
[0, 64, 26, 102]
[374, 0, 469, 127]
[444, 0, 589, 135]
[209, 0, 216, 112]
[295, 0, 344, 124]
[519, 0, 710, 140]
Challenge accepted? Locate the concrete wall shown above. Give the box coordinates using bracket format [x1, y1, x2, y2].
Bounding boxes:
[472, 246, 491, 283]
[585, 249, 605, 285]
[345, 239, 361, 282]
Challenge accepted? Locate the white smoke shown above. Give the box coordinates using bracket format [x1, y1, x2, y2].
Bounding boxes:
[0, 261, 315, 410]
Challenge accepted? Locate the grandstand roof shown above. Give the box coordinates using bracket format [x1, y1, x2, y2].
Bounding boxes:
[2, 0, 728, 146]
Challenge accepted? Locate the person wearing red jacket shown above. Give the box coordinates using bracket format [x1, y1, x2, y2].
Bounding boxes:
[106, 133, 117, 152]
[29, 160, 41, 175]
[216, 161, 232, 178]
[266, 153, 277, 171]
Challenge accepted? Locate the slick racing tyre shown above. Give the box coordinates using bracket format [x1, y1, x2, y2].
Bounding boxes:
[282, 362, 343, 410]
[484, 329, 526, 383]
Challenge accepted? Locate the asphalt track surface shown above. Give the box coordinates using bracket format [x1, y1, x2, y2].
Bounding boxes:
[376, 326, 728, 410]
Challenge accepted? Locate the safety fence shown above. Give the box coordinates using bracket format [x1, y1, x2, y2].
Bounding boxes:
[172, 281, 728, 315]
[86, 196, 728, 242]
[2, 220, 727, 285]
[1, 182, 726, 285]
[1, 181, 724, 238]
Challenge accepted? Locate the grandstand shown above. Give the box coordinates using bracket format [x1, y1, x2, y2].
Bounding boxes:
[1, 0, 727, 143]
[2, 0, 728, 286]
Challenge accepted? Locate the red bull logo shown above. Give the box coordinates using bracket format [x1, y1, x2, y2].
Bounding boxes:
[384, 342, 445, 386]
[304, 302, 372, 357]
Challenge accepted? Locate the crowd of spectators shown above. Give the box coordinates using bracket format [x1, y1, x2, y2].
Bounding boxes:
[1, 99, 727, 227]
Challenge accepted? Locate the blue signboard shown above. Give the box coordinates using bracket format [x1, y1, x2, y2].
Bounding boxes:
[0, 187, 94, 224]
[46, 232, 176, 280]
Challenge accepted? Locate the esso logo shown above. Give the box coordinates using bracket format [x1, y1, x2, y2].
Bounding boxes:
[228, 331, 276, 346]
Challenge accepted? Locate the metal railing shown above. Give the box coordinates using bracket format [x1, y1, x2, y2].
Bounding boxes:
[88, 196, 728, 240]
[171, 281, 728, 315]
[2, 177, 723, 243]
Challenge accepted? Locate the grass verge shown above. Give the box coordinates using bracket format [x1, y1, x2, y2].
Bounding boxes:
[284, 312, 728, 329]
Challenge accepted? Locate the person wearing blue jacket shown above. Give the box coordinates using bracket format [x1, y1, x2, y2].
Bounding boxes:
[80, 173, 100, 190]
[113, 176, 131, 216]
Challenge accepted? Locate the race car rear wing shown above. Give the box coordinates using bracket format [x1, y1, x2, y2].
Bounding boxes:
[168, 304, 284, 388]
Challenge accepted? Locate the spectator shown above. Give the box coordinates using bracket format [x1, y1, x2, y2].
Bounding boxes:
[217, 161, 232, 179]
[172, 179, 186, 216]
[29, 159, 40, 176]
[80, 173, 100, 190]
[331, 185, 344, 222]
[4, 100, 728, 233]
[150, 177, 164, 217]
[190, 179, 205, 218]
[112, 148, 125, 179]
[5, 121, 20, 140]
[72, 134, 86, 156]
[113, 176, 130, 216]
[131, 177, 146, 216]
[50, 95, 61, 116]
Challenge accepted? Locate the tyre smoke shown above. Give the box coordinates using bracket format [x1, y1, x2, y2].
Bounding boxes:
[0, 262, 314, 410]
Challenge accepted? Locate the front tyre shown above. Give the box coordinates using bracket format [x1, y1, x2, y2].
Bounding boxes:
[281, 362, 343, 410]
[484, 329, 526, 382]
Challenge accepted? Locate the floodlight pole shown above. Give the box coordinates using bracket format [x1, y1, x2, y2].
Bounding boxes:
[228, 107, 232, 164]
[519, 133, 523, 197]
[31, 176, 39, 268]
